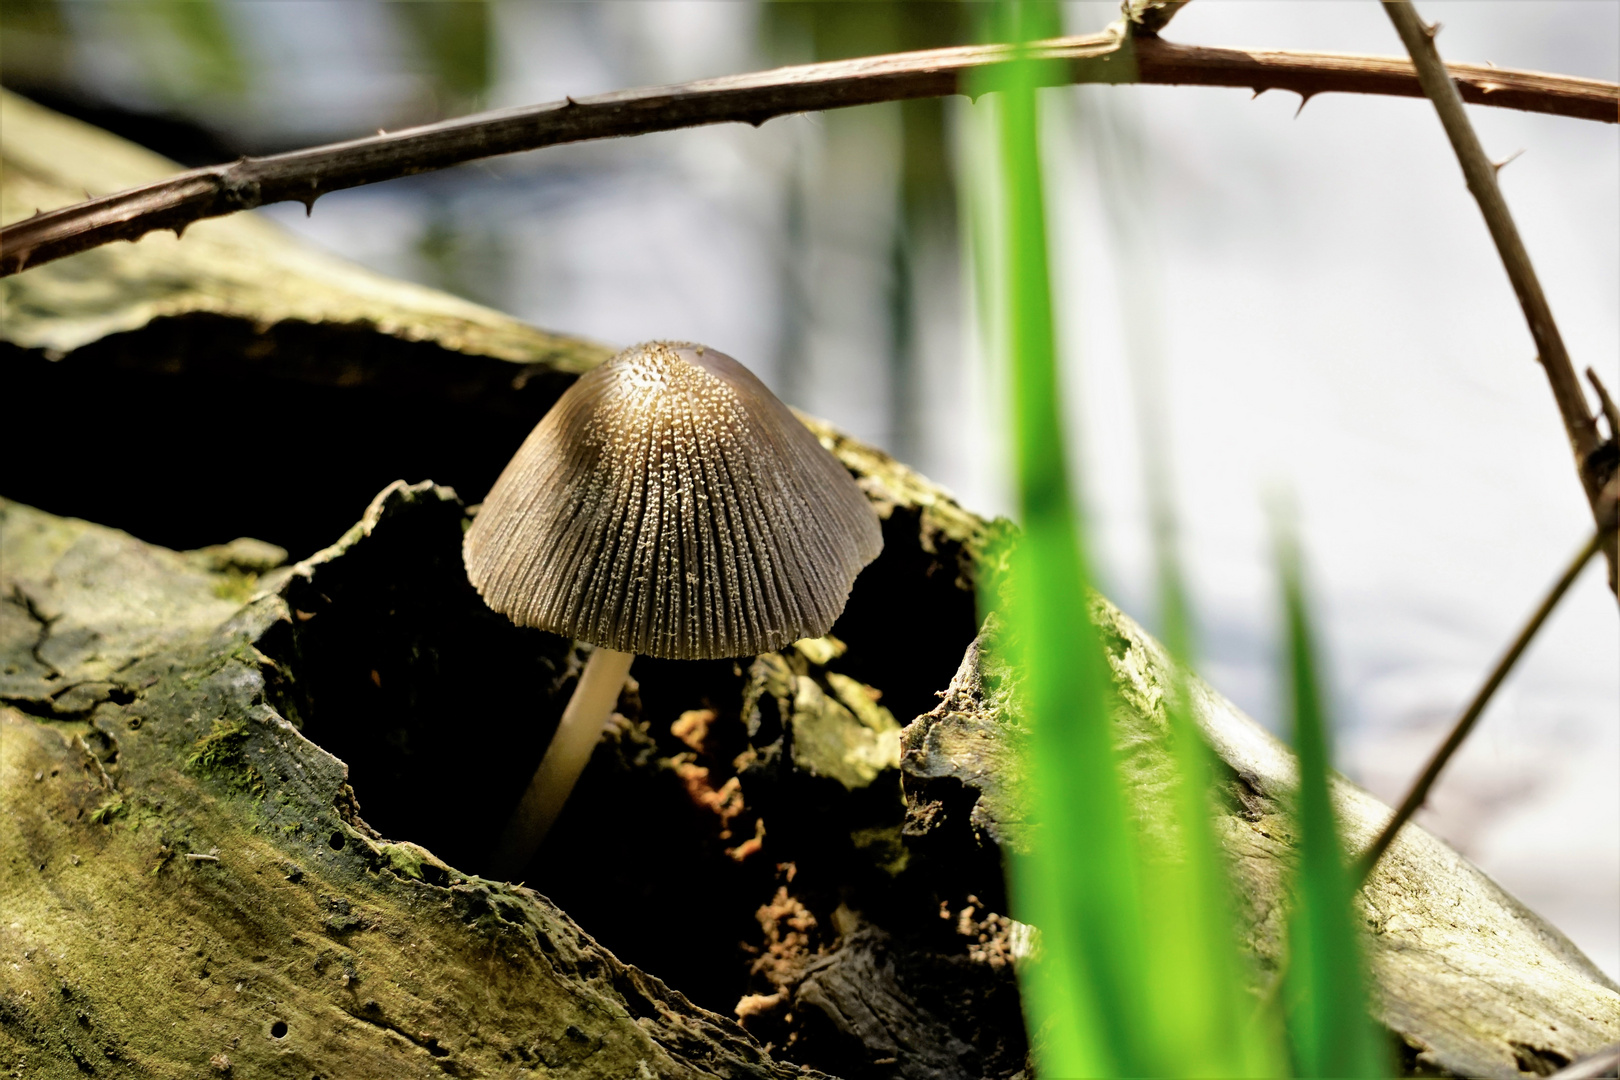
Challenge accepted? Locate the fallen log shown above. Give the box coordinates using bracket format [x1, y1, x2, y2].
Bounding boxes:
[0, 489, 821, 1078]
[3, 88, 1617, 1079]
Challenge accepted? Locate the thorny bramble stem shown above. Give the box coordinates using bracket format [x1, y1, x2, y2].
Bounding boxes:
[2, 31, 1615, 276]
[1355, 529, 1605, 886]
[1384, 0, 1618, 595]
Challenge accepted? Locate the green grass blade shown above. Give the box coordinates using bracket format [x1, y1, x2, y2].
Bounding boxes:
[1090, 88, 1288, 1077]
[1137, 562, 1288, 1077]
[974, 2, 1156, 1074]
[1274, 519, 1388, 1078]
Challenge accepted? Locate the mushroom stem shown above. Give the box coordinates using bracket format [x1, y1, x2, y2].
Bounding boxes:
[490, 646, 636, 877]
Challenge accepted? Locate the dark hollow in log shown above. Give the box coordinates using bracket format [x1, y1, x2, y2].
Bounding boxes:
[254, 479, 988, 1030]
[0, 317, 583, 560]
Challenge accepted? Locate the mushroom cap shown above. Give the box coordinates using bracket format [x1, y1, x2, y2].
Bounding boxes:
[464, 341, 884, 659]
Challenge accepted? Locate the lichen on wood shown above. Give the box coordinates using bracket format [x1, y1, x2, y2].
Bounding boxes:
[0, 492, 822, 1078]
[900, 611, 1620, 1079]
[4, 88, 1618, 1080]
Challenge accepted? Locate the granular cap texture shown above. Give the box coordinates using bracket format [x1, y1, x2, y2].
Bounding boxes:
[464, 341, 884, 659]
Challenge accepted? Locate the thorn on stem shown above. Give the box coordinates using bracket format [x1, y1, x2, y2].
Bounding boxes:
[1422, 19, 1442, 40]
[1251, 87, 1268, 100]
[1293, 91, 1315, 118]
[1587, 368, 1620, 442]
[1491, 148, 1526, 174]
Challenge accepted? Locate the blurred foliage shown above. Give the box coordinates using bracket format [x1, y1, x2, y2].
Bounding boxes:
[760, 2, 965, 218]
[412, 205, 510, 312]
[0, 0, 491, 131]
[0, 0, 71, 88]
[1085, 65, 1286, 1077]
[109, 0, 248, 101]
[394, 0, 491, 115]
[760, 2, 966, 249]
[762, 1, 962, 64]
[0, 0, 246, 140]
[1276, 517, 1389, 1078]
[762, 2, 968, 460]
[970, 1, 1155, 1071]
[974, 0, 1382, 1073]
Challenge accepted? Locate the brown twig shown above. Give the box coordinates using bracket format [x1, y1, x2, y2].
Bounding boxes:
[2, 31, 1616, 277]
[1123, 0, 1192, 37]
[1589, 369, 1620, 447]
[1354, 529, 1604, 886]
[1385, 1, 1618, 596]
[1588, 370, 1620, 544]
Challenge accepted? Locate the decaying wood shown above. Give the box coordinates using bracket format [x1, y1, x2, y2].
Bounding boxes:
[901, 615, 1620, 1079]
[3, 91, 1619, 1080]
[0, 487, 828, 1079]
[3, 28, 1615, 277]
[0, 88, 613, 559]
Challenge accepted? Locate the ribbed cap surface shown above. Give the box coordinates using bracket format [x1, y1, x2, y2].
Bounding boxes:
[464, 341, 884, 659]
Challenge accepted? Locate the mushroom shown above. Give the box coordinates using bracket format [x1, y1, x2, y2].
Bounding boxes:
[465, 340, 883, 876]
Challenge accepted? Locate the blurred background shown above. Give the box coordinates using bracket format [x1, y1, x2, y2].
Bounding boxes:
[5, 0, 1616, 978]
